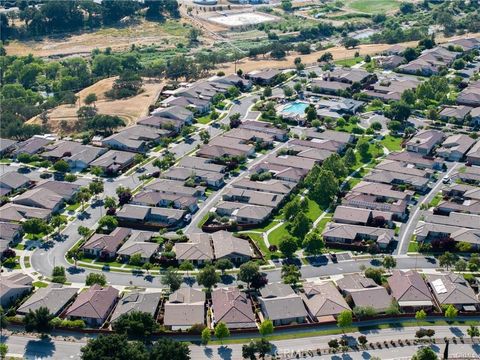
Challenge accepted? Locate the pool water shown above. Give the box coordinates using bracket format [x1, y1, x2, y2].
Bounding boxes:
[282, 101, 309, 115]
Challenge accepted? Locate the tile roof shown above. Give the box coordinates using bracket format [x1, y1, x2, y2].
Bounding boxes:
[65, 284, 118, 320]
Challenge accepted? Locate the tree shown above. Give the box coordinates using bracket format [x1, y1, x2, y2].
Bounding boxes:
[238, 261, 260, 289]
[415, 309, 427, 323]
[188, 27, 201, 44]
[356, 138, 370, 160]
[302, 230, 325, 255]
[310, 169, 339, 207]
[78, 226, 90, 239]
[85, 273, 107, 286]
[0, 307, 8, 330]
[53, 159, 69, 173]
[411, 347, 438, 360]
[24, 307, 54, 333]
[179, 261, 194, 277]
[242, 341, 257, 360]
[283, 198, 301, 220]
[98, 215, 118, 232]
[88, 181, 104, 197]
[255, 338, 272, 359]
[80, 334, 147, 360]
[328, 339, 339, 350]
[199, 130, 210, 144]
[399, 2, 415, 14]
[281, 264, 301, 286]
[283, 86, 293, 97]
[215, 259, 233, 275]
[467, 325, 480, 339]
[342, 37, 360, 49]
[196, 264, 220, 290]
[77, 187, 92, 210]
[201, 327, 211, 345]
[290, 211, 311, 239]
[343, 148, 356, 169]
[439, 252, 457, 270]
[259, 319, 274, 337]
[319, 52, 333, 62]
[50, 215, 67, 230]
[382, 255, 396, 270]
[444, 304, 458, 321]
[385, 101, 411, 122]
[116, 186, 132, 205]
[103, 196, 117, 210]
[337, 310, 353, 332]
[84, 93, 97, 106]
[280, 0, 292, 11]
[322, 153, 347, 178]
[263, 86, 272, 98]
[0, 343, 7, 360]
[364, 267, 384, 285]
[112, 311, 157, 339]
[358, 335, 368, 347]
[52, 266, 66, 284]
[162, 267, 182, 292]
[279, 235, 298, 258]
[22, 218, 50, 235]
[214, 322, 230, 344]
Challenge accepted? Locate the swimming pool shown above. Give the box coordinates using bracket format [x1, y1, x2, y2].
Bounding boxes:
[281, 101, 309, 116]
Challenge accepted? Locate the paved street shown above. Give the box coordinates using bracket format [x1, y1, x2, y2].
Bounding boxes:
[3, 324, 480, 359]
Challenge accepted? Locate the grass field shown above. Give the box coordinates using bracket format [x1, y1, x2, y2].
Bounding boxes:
[334, 56, 363, 67]
[380, 135, 403, 151]
[268, 222, 289, 246]
[347, 0, 400, 13]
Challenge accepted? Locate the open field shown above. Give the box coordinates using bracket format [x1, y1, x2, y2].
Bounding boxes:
[5, 20, 191, 57]
[346, 0, 400, 14]
[27, 77, 163, 133]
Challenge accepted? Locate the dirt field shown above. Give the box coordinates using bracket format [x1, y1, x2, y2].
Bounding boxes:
[28, 78, 163, 133]
[5, 20, 191, 58]
[217, 32, 480, 74]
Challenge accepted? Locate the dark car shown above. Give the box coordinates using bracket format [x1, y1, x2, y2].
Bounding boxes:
[18, 167, 31, 174]
[329, 253, 338, 263]
[40, 172, 52, 179]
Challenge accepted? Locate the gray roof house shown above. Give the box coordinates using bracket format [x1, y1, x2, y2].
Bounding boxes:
[13, 137, 52, 156]
[435, 134, 476, 162]
[300, 282, 351, 322]
[41, 140, 107, 170]
[211, 231, 254, 263]
[406, 130, 445, 155]
[0, 203, 51, 222]
[164, 287, 206, 330]
[64, 284, 119, 327]
[89, 150, 136, 174]
[332, 206, 393, 227]
[0, 172, 30, 196]
[258, 283, 308, 326]
[151, 105, 194, 123]
[439, 106, 473, 122]
[215, 201, 272, 225]
[12, 188, 65, 212]
[322, 223, 395, 249]
[426, 273, 480, 311]
[116, 204, 186, 229]
[0, 138, 17, 155]
[466, 141, 480, 166]
[82, 227, 131, 260]
[0, 222, 23, 245]
[211, 287, 256, 329]
[102, 125, 169, 153]
[336, 274, 393, 312]
[116, 230, 159, 263]
[17, 285, 78, 316]
[387, 270, 434, 311]
[145, 179, 205, 198]
[178, 156, 226, 173]
[174, 233, 214, 264]
[110, 291, 161, 323]
[0, 273, 33, 307]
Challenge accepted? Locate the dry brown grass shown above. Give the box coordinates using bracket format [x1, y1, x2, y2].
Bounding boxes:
[27, 78, 163, 134]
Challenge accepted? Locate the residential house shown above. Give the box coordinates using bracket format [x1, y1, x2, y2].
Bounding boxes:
[222, 187, 285, 208]
[13, 137, 52, 156]
[457, 80, 480, 107]
[41, 140, 106, 170]
[436, 134, 476, 161]
[89, 150, 136, 175]
[82, 227, 132, 260]
[439, 106, 473, 123]
[197, 137, 255, 160]
[211, 230, 254, 263]
[387, 270, 434, 311]
[0, 172, 30, 196]
[13, 186, 70, 213]
[116, 230, 159, 263]
[336, 274, 393, 312]
[342, 193, 408, 220]
[164, 287, 205, 330]
[406, 130, 445, 155]
[363, 76, 421, 101]
[364, 170, 430, 193]
[116, 204, 186, 229]
[322, 223, 395, 249]
[466, 141, 480, 165]
[174, 233, 214, 265]
[17, 285, 78, 316]
[332, 206, 393, 227]
[426, 273, 480, 311]
[178, 156, 226, 173]
[102, 125, 170, 153]
[0, 222, 23, 247]
[232, 178, 294, 195]
[443, 37, 480, 52]
[64, 284, 119, 327]
[151, 105, 194, 124]
[0, 203, 51, 222]
[160, 96, 210, 115]
[398, 47, 457, 76]
[386, 151, 444, 170]
[145, 179, 205, 198]
[0, 273, 33, 307]
[211, 288, 256, 328]
[258, 283, 308, 326]
[0, 138, 17, 156]
[471, 107, 480, 125]
[304, 129, 354, 147]
[215, 201, 272, 225]
[377, 55, 405, 69]
[240, 121, 288, 141]
[246, 69, 281, 85]
[351, 181, 411, 202]
[162, 167, 225, 189]
[300, 282, 351, 322]
[132, 190, 198, 213]
[110, 291, 161, 323]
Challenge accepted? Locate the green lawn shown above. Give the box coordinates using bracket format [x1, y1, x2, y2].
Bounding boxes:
[334, 56, 363, 67]
[315, 214, 333, 233]
[242, 232, 274, 259]
[347, 0, 400, 13]
[268, 222, 289, 246]
[13, 243, 25, 250]
[305, 198, 323, 222]
[66, 202, 81, 212]
[408, 241, 419, 252]
[33, 281, 48, 288]
[381, 135, 403, 152]
[24, 256, 31, 268]
[429, 194, 443, 208]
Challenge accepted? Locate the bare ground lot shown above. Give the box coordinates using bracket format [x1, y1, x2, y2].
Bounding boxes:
[5, 20, 191, 58]
[217, 32, 480, 74]
[27, 78, 163, 133]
